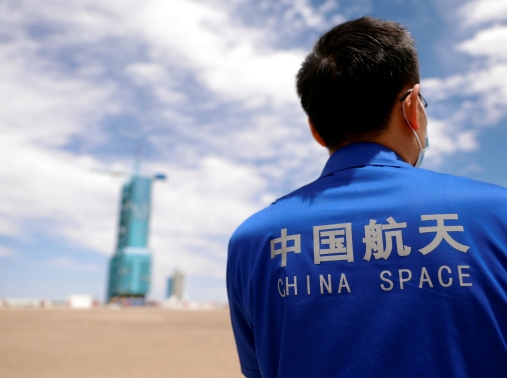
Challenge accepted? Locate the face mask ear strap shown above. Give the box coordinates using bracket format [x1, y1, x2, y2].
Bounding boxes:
[401, 90, 427, 167]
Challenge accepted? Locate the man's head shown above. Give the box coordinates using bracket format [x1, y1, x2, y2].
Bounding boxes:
[296, 17, 420, 151]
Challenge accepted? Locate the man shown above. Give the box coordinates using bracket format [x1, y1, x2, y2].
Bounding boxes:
[227, 17, 507, 377]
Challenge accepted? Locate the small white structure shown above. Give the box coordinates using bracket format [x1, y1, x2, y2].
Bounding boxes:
[67, 294, 95, 309]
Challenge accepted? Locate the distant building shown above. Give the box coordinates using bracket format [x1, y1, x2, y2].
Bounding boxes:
[106, 162, 165, 303]
[166, 270, 184, 301]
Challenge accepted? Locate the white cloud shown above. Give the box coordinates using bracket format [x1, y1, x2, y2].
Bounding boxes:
[0, 137, 119, 253]
[47, 257, 99, 272]
[420, 1, 507, 168]
[153, 156, 267, 238]
[0, 52, 114, 147]
[132, 0, 305, 107]
[423, 62, 507, 127]
[281, 0, 333, 29]
[0, 217, 20, 237]
[0, 12, 120, 152]
[0, 247, 17, 258]
[458, 25, 507, 61]
[0, 11, 124, 255]
[423, 117, 478, 166]
[149, 156, 269, 276]
[125, 62, 187, 104]
[459, 0, 507, 27]
[125, 63, 168, 85]
[4, 0, 306, 108]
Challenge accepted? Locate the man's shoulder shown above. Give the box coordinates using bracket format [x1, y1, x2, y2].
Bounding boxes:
[416, 168, 507, 200]
[392, 168, 507, 222]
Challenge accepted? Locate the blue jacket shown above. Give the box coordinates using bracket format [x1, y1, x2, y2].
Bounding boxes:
[227, 143, 507, 377]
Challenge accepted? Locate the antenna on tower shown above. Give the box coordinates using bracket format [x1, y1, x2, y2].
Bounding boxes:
[89, 144, 167, 181]
[134, 144, 142, 175]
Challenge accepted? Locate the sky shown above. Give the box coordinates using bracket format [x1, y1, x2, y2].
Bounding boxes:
[1, 0, 507, 303]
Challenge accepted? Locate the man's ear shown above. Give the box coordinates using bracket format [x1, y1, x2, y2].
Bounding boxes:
[309, 118, 327, 147]
[403, 84, 421, 131]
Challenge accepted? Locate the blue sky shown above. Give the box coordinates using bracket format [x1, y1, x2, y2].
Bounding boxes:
[1, 0, 506, 302]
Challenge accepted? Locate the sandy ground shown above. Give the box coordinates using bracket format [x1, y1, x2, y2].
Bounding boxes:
[0, 308, 242, 378]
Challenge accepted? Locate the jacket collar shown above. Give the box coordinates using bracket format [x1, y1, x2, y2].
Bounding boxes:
[320, 142, 411, 178]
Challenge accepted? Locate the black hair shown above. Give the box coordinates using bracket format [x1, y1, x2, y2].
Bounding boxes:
[296, 16, 420, 149]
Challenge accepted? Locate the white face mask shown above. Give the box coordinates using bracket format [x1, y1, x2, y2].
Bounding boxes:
[402, 92, 429, 168]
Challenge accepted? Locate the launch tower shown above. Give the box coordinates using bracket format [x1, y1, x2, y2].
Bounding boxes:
[106, 161, 165, 303]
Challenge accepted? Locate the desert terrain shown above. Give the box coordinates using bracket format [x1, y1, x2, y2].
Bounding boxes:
[0, 308, 241, 378]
